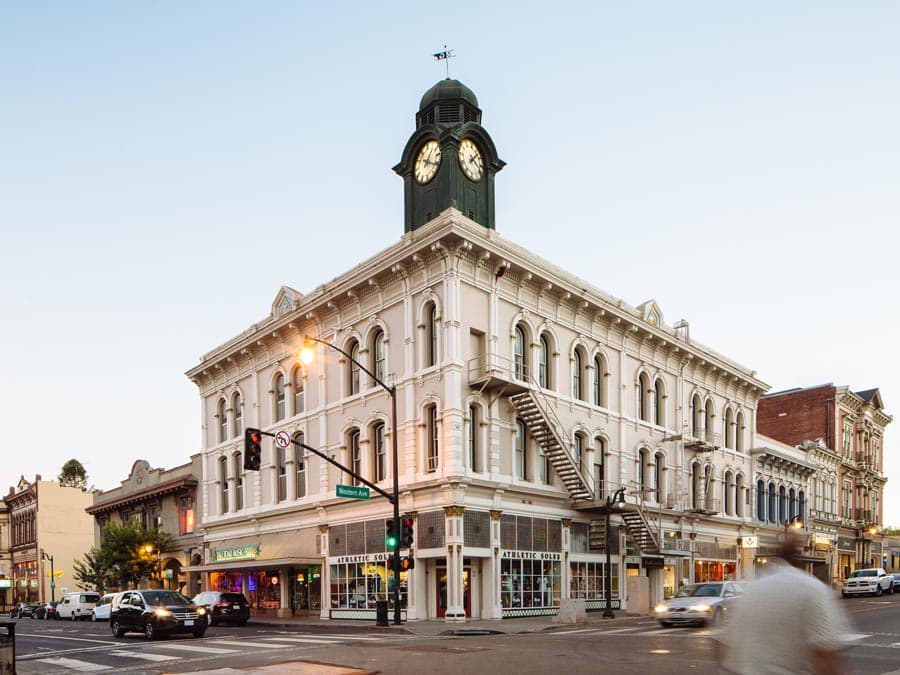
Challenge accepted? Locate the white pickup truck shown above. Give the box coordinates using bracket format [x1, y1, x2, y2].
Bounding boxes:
[842, 568, 893, 597]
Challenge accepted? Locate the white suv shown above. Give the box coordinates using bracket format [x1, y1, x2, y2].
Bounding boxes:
[842, 568, 893, 597]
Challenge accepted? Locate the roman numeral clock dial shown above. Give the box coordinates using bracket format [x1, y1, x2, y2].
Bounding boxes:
[414, 140, 441, 184]
[458, 138, 483, 181]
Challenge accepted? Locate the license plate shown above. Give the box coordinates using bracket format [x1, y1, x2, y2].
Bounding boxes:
[184, 620, 194, 626]
[233, 605, 240, 609]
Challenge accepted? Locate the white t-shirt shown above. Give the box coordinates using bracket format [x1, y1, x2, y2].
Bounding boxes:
[720, 562, 853, 674]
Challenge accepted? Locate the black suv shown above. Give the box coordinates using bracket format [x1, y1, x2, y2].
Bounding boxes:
[192, 591, 251, 626]
[110, 590, 208, 640]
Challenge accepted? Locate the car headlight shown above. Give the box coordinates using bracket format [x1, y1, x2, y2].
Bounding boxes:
[653, 604, 669, 613]
[153, 608, 172, 618]
[690, 603, 712, 613]
[196, 607, 206, 616]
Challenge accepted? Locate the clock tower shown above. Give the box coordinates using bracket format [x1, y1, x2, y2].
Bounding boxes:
[394, 79, 505, 232]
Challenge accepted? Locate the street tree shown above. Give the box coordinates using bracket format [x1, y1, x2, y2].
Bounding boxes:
[97, 521, 174, 589]
[58, 459, 89, 490]
[73, 548, 112, 594]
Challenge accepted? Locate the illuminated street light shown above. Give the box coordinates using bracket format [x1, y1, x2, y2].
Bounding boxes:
[603, 487, 627, 619]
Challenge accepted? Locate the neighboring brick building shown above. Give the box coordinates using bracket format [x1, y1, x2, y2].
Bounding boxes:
[758, 384, 891, 579]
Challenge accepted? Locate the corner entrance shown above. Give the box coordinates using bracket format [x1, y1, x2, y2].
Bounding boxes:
[436, 565, 471, 618]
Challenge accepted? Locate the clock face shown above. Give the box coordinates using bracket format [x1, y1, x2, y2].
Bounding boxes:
[414, 140, 441, 184]
[458, 138, 484, 181]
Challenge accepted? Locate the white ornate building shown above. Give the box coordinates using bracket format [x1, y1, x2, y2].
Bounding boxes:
[184, 79, 778, 621]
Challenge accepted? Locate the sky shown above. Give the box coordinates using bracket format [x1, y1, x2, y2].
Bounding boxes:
[2, 2, 898, 523]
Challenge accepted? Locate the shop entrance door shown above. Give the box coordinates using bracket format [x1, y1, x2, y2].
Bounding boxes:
[291, 566, 322, 616]
[436, 565, 470, 618]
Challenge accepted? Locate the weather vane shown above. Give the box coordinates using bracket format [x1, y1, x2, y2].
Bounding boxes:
[433, 45, 455, 78]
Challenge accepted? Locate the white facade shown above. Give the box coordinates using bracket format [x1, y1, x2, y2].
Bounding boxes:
[187, 208, 773, 621]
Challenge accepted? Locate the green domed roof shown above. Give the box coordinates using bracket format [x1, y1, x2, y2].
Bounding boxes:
[419, 78, 479, 112]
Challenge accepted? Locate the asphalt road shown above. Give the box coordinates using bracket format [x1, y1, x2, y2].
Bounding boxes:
[8, 593, 900, 674]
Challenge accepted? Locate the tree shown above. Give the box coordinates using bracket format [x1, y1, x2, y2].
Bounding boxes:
[96, 521, 174, 589]
[73, 548, 112, 594]
[58, 459, 89, 490]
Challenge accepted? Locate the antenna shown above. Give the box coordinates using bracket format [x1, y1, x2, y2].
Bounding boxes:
[433, 45, 455, 78]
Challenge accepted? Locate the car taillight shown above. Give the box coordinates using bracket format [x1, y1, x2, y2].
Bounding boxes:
[216, 601, 230, 607]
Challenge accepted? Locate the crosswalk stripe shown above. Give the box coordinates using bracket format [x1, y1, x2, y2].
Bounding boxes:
[152, 642, 240, 654]
[39, 657, 112, 672]
[602, 627, 645, 634]
[108, 649, 179, 662]
[255, 636, 339, 644]
[264, 634, 381, 642]
[550, 628, 599, 635]
[211, 639, 294, 649]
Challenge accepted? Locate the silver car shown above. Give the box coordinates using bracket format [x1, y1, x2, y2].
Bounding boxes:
[653, 581, 745, 627]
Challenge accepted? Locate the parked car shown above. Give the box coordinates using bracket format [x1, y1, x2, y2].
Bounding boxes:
[653, 581, 746, 627]
[10, 602, 37, 618]
[842, 568, 893, 597]
[110, 589, 207, 640]
[892, 573, 900, 593]
[191, 591, 251, 626]
[34, 601, 60, 620]
[57, 591, 102, 620]
[91, 592, 125, 622]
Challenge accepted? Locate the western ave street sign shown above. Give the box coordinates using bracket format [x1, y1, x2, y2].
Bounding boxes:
[336, 484, 370, 500]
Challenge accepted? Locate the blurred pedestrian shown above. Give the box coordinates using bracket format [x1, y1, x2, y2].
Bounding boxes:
[718, 529, 853, 674]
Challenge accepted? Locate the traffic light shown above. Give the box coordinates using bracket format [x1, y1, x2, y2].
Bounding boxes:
[385, 518, 398, 549]
[400, 515, 414, 548]
[401, 556, 415, 571]
[244, 428, 262, 471]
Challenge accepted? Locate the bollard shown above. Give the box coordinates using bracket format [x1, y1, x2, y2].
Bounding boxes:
[375, 600, 388, 627]
[0, 620, 15, 675]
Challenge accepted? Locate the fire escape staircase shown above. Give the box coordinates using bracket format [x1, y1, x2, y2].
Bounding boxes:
[508, 390, 593, 501]
[619, 505, 661, 554]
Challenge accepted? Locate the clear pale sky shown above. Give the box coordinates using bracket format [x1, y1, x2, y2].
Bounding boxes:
[2, 3, 898, 523]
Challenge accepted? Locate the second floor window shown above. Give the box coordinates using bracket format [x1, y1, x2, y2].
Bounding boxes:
[274, 374, 286, 422]
[295, 434, 306, 499]
[277, 446, 287, 501]
[233, 454, 243, 510]
[426, 405, 439, 472]
[293, 368, 305, 415]
[372, 330, 385, 384]
[350, 429, 361, 485]
[373, 422, 386, 482]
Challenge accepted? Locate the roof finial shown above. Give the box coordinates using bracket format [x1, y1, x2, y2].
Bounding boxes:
[433, 45, 455, 78]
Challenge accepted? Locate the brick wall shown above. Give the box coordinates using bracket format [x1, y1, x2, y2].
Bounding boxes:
[757, 385, 837, 447]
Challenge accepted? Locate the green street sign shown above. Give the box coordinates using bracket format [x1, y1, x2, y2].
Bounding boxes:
[336, 484, 370, 500]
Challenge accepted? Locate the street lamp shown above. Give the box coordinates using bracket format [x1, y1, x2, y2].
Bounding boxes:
[301, 335, 402, 626]
[603, 487, 627, 619]
[144, 544, 162, 588]
[40, 550, 55, 603]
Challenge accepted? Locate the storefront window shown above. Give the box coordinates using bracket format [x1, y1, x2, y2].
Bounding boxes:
[501, 558, 561, 609]
[694, 560, 736, 582]
[329, 561, 407, 610]
[569, 561, 618, 601]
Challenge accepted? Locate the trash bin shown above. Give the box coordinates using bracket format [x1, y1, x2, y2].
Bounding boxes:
[0, 620, 15, 675]
[375, 600, 388, 627]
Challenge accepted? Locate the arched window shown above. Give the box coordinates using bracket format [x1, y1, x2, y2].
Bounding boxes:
[426, 404, 439, 472]
[232, 392, 243, 437]
[779, 485, 787, 523]
[655, 452, 665, 504]
[735, 474, 745, 517]
[219, 457, 229, 514]
[594, 436, 607, 498]
[768, 482, 777, 523]
[638, 447, 650, 494]
[691, 463, 702, 510]
[233, 454, 243, 511]
[757, 479, 766, 520]
[572, 349, 585, 401]
[638, 372, 652, 422]
[274, 373, 285, 422]
[347, 339, 360, 395]
[593, 355, 607, 408]
[424, 302, 438, 368]
[468, 404, 481, 473]
[705, 400, 715, 444]
[724, 470, 734, 515]
[654, 379, 664, 425]
[294, 433, 306, 499]
[217, 399, 228, 444]
[293, 367, 304, 415]
[538, 445, 548, 484]
[371, 329, 385, 385]
[514, 325, 527, 380]
[735, 411, 745, 452]
[690, 394, 704, 438]
[538, 334, 550, 388]
[724, 408, 735, 450]
[277, 444, 287, 502]
[515, 419, 527, 480]
[788, 488, 797, 522]
[348, 429, 361, 486]
[373, 422, 386, 482]
[798, 490, 806, 523]
[573, 433, 586, 476]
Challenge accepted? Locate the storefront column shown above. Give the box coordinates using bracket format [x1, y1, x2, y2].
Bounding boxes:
[278, 569, 290, 617]
[319, 525, 330, 620]
[561, 519, 572, 601]
[489, 510, 503, 619]
[444, 506, 466, 622]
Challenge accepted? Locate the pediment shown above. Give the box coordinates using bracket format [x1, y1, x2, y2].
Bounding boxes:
[637, 299, 664, 328]
[272, 286, 303, 319]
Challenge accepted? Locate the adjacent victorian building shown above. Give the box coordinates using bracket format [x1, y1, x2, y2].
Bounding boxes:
[86, 458, 203, 595]
[4, 475, 94, 604]
[758, 384, 891, 581]
[185, 79, 784, 622]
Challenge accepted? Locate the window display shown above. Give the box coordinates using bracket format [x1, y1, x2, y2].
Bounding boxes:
[500, 558, 561, 609]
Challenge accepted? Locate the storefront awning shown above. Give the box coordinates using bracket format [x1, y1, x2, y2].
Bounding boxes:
[182, 557, 321, 572]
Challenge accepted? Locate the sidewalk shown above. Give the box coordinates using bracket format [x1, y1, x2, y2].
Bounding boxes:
[248, 610, 650, 637]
